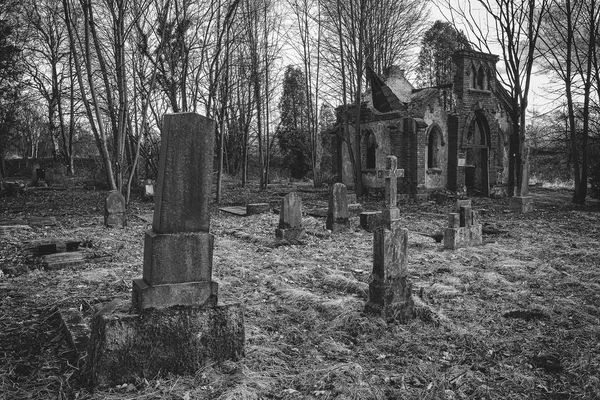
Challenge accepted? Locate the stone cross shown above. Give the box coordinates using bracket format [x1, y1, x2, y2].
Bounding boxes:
[365, 156, 412, 322]
[382, 156, 404, 226]
[275, 192, 305, 241]
[133, 113, 218, 311]
[326, 183, 349, 233]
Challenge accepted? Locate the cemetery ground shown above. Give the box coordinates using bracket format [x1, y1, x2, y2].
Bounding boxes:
[1, 179, 599, 400]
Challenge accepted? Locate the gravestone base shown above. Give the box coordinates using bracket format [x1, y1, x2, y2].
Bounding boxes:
[105, 213, 126, 228]
[132, 279, 218, 310]
[443, 224, 482, 250]
[275, 227, 305, 241]
[83, 303, 244, 388]
[509, 196, 534, 213]
[325, 216, 349, 233]
[359, 211, 382, 232]
[364, 278, 414, 323]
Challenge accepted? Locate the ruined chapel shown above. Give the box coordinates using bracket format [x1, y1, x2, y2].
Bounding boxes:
[332, 49, 515, 198]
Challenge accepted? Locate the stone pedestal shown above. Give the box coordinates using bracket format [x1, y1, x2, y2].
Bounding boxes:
[365, 221, 413, 322]
[443, 204, 482, 249]
[359, 211, 382, 232]
[83, 304, 245, 388]
[509, 196, 534, 213]
[443, 225, 483, 249]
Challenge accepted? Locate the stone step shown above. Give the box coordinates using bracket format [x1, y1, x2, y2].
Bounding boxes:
[41, 252, 86, 270]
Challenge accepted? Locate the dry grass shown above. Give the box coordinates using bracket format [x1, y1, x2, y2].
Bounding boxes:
[1, 181, 599, 399]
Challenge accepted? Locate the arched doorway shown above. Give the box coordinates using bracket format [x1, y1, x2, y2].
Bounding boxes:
[427, 125, 444, 169]
[364, 130, 377, 169]
[464, 112, 490, 196]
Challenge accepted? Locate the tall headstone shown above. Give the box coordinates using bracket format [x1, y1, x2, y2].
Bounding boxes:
[133, 113, 217, 309]
[365, 156, 413, 322]
[104, 190, 127, 227]
[275, 192, 304, 241]
[326, 183, 350, 233]
[84, 113, 244, 387]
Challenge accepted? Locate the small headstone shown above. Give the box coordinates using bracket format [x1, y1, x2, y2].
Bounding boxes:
[246, 203, 270, 215]
[448, 213, 460, 228]
[104, 190, 126, 228]
[365, 156, 413, 322]
[459, 205, 472, 227]
[444, 202, 482, 250]
[326, 183, 349, 233]
[275, 192, 304, 241]
[143, 184, 154, 199]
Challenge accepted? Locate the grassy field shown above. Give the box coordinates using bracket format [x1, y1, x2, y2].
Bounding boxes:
[1, 180, 599, 399]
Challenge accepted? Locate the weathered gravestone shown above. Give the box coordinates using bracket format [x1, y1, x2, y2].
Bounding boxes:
[275, 192, 304, 241]
[104, 190, 126, 227]
[326, 183, 350, 233]
[84, 113, 244, 387]
[443, 199, 482, 249]
[365, 156, 413, 322]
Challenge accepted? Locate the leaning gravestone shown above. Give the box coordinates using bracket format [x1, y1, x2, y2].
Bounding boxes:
[326, 183, 350, 233]
[275, 192, 304, 241]
[104, 190, 127, 227]
[84, 113, 244, 387]
[365, 156, 413, 322]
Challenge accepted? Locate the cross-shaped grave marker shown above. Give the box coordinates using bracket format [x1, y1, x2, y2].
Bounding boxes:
[365, 155, 413, 322]
[382, 156, 403, 226]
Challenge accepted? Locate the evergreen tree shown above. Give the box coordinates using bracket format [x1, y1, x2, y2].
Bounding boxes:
[416, 20, 471, 88]
[277, 65, 311, 179]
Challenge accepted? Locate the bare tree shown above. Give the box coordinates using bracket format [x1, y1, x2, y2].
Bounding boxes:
[320, 0, 429, 196]
[22, 0, 73, 172]
[537, 0, 599, 203]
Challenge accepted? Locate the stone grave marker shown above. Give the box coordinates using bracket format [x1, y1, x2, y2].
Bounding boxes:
[84, 113, 244, 387]
[443, 201, 482, 249]
[275, 192, 304, 241]
[104, 190, 126, 227]
[365, 156, 413, 322]
[326, 183, 349, 233]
